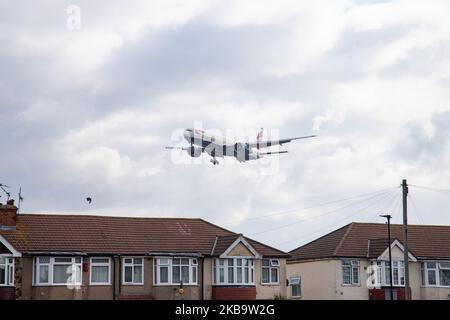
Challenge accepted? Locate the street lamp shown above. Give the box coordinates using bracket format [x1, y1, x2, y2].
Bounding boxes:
[380, 214, 394, 300]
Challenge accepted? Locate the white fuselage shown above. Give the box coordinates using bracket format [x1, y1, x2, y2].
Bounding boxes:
[183, 128, 259, 161]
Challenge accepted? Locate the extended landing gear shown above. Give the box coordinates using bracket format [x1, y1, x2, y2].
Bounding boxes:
[210, 158, 219, 165]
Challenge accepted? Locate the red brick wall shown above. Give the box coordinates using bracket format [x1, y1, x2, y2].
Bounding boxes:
[0, 287, 16, 300]
[369, 288, 405, 300]
[212, 287, 256, 300]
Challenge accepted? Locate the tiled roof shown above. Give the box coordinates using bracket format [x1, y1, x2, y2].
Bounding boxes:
[0, 214, 287, 257]
[288, 222, 450, 261]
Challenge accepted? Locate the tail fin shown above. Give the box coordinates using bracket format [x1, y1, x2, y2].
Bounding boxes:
[256, 128, 264, 150]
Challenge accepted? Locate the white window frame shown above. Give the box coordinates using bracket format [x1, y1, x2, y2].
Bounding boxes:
[0, 255, 14, 287]
[371, 259, 405, 287]
[290, 277, 301, 298]
[154, 257, 198, 286]
[122, 257, 144, 285]
[33, 256, 82, 286]
[342, 260, 360, 286]
[422, 261, 450, 287]
[213, 258, 255, 286]
[261, 259, 280, 285]
[89, 257, 111, 285]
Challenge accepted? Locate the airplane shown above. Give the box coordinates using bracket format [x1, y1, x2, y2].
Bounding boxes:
[166, 128, 316, 165]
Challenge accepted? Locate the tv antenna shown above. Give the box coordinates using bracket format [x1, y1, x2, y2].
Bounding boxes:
[0, 183, 11, 201]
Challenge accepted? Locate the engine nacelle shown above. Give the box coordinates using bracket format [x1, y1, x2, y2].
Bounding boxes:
[186, 146, 202, 157]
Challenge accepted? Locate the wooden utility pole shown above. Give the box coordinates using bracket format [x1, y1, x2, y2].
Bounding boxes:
[381, 214, 394, 300]
[402, 179, 411, 300]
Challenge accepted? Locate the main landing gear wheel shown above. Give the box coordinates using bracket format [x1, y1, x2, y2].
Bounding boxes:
[210, 158, 219, 165]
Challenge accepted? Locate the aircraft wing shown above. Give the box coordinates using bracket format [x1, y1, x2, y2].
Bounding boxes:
[248, 135, 316, 149]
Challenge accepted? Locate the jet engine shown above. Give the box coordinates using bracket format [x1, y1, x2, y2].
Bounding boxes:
[186, 146, 202, 157]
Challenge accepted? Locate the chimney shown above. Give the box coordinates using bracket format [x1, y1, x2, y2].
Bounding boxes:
[0, 199, 18, 228]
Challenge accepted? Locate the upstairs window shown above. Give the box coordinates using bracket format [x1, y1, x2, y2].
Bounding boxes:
[261, 259, 280, 284]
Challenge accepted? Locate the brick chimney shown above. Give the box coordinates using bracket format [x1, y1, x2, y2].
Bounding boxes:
[0, 199, 18, 227]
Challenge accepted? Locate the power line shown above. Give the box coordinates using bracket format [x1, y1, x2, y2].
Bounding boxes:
[409, 184, 450, 195]
[274, 190, 397, 247]
[220, 187, 397, 227]
[249, 188, 395, 238]
[409, 193, 425, 225]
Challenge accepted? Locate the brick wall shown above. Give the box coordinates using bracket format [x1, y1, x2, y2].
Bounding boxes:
[212, 287, 256, 300]
[0, 287, 16, 300]
[369, 288, 406, 300]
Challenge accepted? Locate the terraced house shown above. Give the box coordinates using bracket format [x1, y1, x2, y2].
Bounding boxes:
[286, 222, 450, 300]
[0, 200, 287, 300]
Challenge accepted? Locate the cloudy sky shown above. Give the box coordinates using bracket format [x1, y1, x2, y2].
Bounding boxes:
[1, 0, 450, 251]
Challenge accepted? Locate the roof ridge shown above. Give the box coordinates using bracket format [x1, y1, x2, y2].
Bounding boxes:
[333, 222, 355, 256]
[18, 213, 205, 220]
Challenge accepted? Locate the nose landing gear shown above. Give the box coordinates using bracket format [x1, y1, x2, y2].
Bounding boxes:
[210, 158, 219, 165]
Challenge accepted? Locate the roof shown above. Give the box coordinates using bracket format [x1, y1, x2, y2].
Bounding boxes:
[288, 222, 450, 262]
[0, 214, 287, 257]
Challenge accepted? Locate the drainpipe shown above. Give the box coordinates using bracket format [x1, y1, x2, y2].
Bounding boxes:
[201, 258, 205, 300]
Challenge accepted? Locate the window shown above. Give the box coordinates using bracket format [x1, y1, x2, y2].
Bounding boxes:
[290, 277, 301, 297]
[33, 257, 82, 286]
[213, 258, 254, 285]
[261, 259, 280, 284]
[123, 258, 144, 285]
[371, 260, 404, 287]
[439, 262, 450, 286]
[342, 260, 359, 285]
[90, 258, 111, 285]
[154, 257, 198, 285]
[0, 256, 14, 286]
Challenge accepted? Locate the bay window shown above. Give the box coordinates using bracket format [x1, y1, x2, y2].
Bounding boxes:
[154, 257, 197, 285]
[33, 257, 82, 286]
[90, 257, 111, 285]
[123, 258, 144, 285]
[262, 259, 280, 284]
[213, 258, 254, 285]
[371, 260, 404, 287]
[0, 256, 14, 286]
[342, 260, 360, 285]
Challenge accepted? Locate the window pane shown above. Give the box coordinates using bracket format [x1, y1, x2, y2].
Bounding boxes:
[237, 267, 242, 283]
[92, 266, 109, 283]
[160, 266, 169, 283]
[428, 270, 436, 285]
[124, 266, 133, 283]
[219, 268, 225, 283]
[75, 257, 82, 264]
[158, 258, 169, 266]
[0, 257, 5, 264]
[192, 266, 197, 283]
[134, 266, 143, 283]
[0, 265, 5, 285]
[134, 258, 143, 265]
[228, 266, 234, 283]
[173, 266, 181, 283]
[53, 265, 71, 283]
[92, 258, 109, 264]
[440, 269, 450, 286]
[262, 259, 270, 267]
[124, 258, 132, 264]
[271, 268, 278, 283]
[440, 262, 450, 269]
[262, 268, 270, 283]
[427, 262, 436, 269]
[180, 259, 189, 265]
[38, 257, 50, 264]
[244, 267, 249, 283]
[39, 265, 49, 283]
[181, 266, 189, 283]
[173, 258, 181, 265]
[54, 258, 72, 263]
[227, 259, 233, 266]
[342, 266, 351, 284]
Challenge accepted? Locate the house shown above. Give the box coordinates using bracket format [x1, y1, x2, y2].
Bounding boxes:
[286, 222, 450, 300]
[0, 200, 288, 300]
